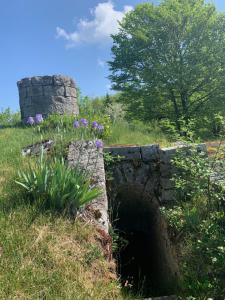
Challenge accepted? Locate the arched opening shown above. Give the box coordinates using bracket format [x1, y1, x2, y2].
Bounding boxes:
[111, 184, 179, 297]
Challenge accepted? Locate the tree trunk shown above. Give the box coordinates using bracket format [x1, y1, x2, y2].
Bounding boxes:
[170, 90, 181, 132]
[180, 92, 189, 125]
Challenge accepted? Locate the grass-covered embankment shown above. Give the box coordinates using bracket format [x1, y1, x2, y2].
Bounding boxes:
[0, 126, 123, 299]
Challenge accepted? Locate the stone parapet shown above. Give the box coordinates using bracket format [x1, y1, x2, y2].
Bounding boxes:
[68, 140, 108, 232]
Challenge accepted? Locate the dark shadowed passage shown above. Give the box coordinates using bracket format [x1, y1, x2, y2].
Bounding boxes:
[111, 184, 180, 297]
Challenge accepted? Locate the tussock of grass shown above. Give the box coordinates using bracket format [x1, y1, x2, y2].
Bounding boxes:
[0, 208, 121, 299]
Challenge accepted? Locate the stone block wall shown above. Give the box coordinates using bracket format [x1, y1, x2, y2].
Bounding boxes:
[104, 144, 161, 206]
[17, 75, 79, 121]
[104, 143, 207, 205]
[67, 141, 109, 232]
[67, 142, 207, 231]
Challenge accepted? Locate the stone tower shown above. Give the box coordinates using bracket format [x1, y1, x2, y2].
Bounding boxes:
[17, 75, 79, 121]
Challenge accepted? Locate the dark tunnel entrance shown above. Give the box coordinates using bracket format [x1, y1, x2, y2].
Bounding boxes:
[111, 185, 180, 297]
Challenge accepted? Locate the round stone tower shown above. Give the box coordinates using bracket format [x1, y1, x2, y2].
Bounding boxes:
[17, 75, 79, 121]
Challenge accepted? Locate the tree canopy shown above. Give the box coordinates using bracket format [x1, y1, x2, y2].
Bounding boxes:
[109, 0, 225, 131]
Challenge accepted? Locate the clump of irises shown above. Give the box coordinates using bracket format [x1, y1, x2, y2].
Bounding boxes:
[73, 118, 104, 132]
[27, 114, 104, 149]
[27, 114, 44, 125]
[73, 118, 104, 148]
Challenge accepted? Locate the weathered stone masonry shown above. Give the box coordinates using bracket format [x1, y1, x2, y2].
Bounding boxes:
[67, 142, 181, 295]
[67, 141, 181, 297]
[67, 143, 203, 232]
[17, 75, 79, 121]
[68, 141, 109, 232]
[104, 144, 177, 205]
[104, 143, 207, 206]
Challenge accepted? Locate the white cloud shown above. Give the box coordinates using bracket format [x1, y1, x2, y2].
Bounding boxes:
[56, 1, 133, 47]
[97, 58, 105, 67]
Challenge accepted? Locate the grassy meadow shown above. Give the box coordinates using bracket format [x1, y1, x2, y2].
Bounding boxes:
[2, 110, 224, 299]
[0, 113, 171, 299]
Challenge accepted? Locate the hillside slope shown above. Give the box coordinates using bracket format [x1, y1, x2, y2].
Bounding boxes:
[0, 127, 121, 299]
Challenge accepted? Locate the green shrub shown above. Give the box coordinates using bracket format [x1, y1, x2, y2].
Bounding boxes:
[0, 108, 21, 127]
[162, 200, 225, 298]
[162, 143, 225, 298]
[39, 114, 74, 131]
[15, 153, 101, 215]
[172, 146, 213, 203]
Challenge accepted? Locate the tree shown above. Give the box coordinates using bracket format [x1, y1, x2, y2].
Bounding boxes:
[109, 0, 225, 132]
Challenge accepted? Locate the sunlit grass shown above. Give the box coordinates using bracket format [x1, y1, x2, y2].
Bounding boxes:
[0, 207, 121, 299]
[0, 122, 169, 299]
[0, 126, 122, 299]
[107, 121, 170, 147]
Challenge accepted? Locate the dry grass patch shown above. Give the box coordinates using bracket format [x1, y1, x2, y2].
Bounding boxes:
[0, 208, 121, 300]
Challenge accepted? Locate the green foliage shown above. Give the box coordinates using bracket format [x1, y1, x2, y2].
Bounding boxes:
[104, 152, 123, 182]
[109, 226, 129, 255]
[84, 244, 103, 266]
[78, 95, 106, 116]
[39, 113, 112, 140]
[159, 118, 200, 142]
[15, 153, 101, 215]
[39, 114, 75, 131]
[162, 200, 225, 299]
[172, 146, 213, 202]
[109, 0, 225, 133]
[211, 113, 225, 137]
[0, 108, 21, 127]
[105, 102, 126, 124]
[162, 143, 225, 298]
[159, 119, 180, 141]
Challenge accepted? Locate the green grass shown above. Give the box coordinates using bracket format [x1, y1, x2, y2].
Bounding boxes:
[108, 121, 170, 147]
[0, 127, 123, 299]
[0, 122, 169, 299]
[0, 207, 121, 299]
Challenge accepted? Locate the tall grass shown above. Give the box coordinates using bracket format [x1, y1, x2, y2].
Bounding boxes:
[0, 207, 121, 299]
[108, 120, 170, 147]
[0, 110, 169, 299]
[0, 126, 122, 299]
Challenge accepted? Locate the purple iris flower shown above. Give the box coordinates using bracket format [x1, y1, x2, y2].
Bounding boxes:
[35, 114, 43, 124]
[95, 140, 103, 149]
[27, 116, 35, 125]
[97, 124, 104, 131]
[92, 121, 98, 129]
[73, 120, 80, 128]
[80, 118, 88, 127]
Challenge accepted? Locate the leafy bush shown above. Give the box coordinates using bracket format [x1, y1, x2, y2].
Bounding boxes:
[15, 153, 101, 215]
[39, 114, 75, 131]
[105, 102, 126, 124]
[172, 146, 213, 202]
[0, 108, 21, 127]
[211, 113, 225, 137]
[162, 143, 225, 298]
[162, 199, 225, 298]
[159, 118, 200, 142]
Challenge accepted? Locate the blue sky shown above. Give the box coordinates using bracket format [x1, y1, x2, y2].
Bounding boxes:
[0, 0, 225, 111]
